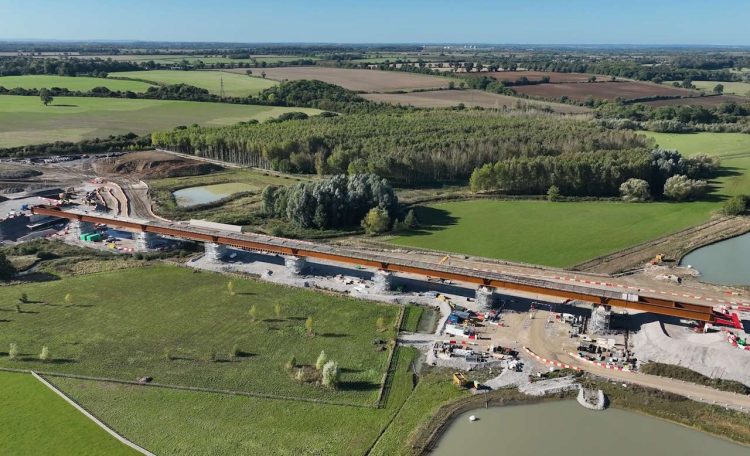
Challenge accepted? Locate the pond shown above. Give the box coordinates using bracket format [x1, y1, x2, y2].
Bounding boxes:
[680, 232, 750, 286]
[172, 182, 256, 207]
[432, 400, 748, 456]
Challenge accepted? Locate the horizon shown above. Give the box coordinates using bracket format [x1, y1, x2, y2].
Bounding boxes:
[1, 0, 749, 45]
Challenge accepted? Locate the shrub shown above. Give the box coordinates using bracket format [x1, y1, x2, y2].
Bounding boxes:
[8, 343, 18, 360]
[227, 280, 236, 296]
[403, 209, 418, 229]
[322, 360, 340, 388]
[230, 344, 240, 361]
[286, 355, 297, 370]
[619, 178, 651, 202]
[547, 185, 561, 202]
[18, 293, 28, 304]
[721, 195, 747, 215]
[0, 252, 16, 280]
[361, 208, 391, 235]
[305, 316, 314, 336]
[315, 350, 327, 371]
[39, 346, 50, 362]
[248, 305, 257, 321]
[64, 293, 73, 307]
[663, 175, 707, 201]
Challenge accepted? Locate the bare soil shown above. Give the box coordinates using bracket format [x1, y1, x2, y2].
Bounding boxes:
[225, 66, 452, 92]
[93, 150, 222, 179]
[514, 81, 698, 101]
[361, 90, 591, 113]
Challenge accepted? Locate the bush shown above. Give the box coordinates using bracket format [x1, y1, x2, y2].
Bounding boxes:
[403, 209, 418, 229]
[619, 178, 651, 202]
[663, 175, 707, 201]
[321, 360, 340, 388]
[8, 343, 18, 360]
[721, 195, 747, 215]
[39, 346, 51, 362]
[315, 350, 327, 371]
[361, 208, 391, 235]
[546, 185, 561, 202]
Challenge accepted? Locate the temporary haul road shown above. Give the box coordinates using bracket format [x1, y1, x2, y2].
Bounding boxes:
[33, 205, 746, 326]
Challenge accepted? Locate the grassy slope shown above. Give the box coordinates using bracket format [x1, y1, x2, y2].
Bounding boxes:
[0, 95, 320, 148]
[0, 372, 137, 455]
[666, 80, 750, 96]
[0, 265, 398, 405]
[52, 347, 418, 456]
[644, 131, 750, 197]
[0, 74, 154, 92]
[109, 70, 277, 96]
[391, 200, 714, 267]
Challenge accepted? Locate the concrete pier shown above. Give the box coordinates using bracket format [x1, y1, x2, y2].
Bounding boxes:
[134, 232, 159, 251]
[372, 270, 394, 293]
[475, 286, 496, 310]
[588, 304, 612, 334]
[69, 219, 95, 238]
[205, 242, 228, 261]
[284, 255, 307, 275]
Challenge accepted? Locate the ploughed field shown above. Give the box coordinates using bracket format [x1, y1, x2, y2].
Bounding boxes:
[0, 95, 321, 148]
[390, 200, 715, 267]
[513, 80, 697, 101]
[0, 371, 137, 455]
[0, 74, 154, 92]
[361, 89, 591, 113]
[108, 70, 277, 96]
[225, 66, 453, 92]
[0, 266, 399, 405]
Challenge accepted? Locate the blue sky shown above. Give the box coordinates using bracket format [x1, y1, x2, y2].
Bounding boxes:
[0, 0, 748, 45]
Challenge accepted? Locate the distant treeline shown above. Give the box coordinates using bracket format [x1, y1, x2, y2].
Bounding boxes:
[0, 57, 142, 77]
[0, 133, 150, 158]
[152, 110, 648, 186]
[597, 101, 750, 125]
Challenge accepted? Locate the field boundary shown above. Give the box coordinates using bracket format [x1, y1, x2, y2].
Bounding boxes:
[376, 306, 407, 408]
[0, 367, 375, 409]
[30, 371, 155, 456]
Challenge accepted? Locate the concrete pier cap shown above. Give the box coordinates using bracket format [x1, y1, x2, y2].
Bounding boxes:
[284, 255, 307, 275]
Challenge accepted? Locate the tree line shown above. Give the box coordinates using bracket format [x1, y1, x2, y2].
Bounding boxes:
[152, 109, 648, 186]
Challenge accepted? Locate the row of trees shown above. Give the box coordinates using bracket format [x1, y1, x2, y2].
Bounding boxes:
[152, 109, 648, 186]
[596, 101, 750, 125]
[0, 57, 143, 77]
[471, 149, 720, 198]
[261, 174, 398, 230]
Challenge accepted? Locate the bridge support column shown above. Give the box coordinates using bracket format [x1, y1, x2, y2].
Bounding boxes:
[372, 270, 394, 293]
[284, 256, 307, 275]
[588, 304, 612, 334]
[475, 286, 496, 310]
[205, 242, 228, 261]
[69, 220, 95, 238]
[135, 232, 159, 251]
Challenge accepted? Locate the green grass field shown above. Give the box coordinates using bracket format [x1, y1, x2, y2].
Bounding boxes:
[666, 80, 750, 96]
[643, 131, 750, 197]
[0, 74, 154, 92]
[109, 70, 277, 96]
[51, 347, 420, 456]
[391, 200, 715, 267]
[0, 372, 137, 455]
[0, 266, 398, 405]
[0, 95, 320, 148]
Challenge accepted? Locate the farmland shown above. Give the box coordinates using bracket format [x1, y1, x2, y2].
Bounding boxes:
[390, 200, 715, 267]
[225, 66, 453, 92]
[0, 95, 321, 148]
[108, 70, 277, 96]
[668, 80, 750, 96]
[361, 89, 591, 113]
[639, 94, 750, 107]
[0, 372, 137, 455]
[0, 265, 400, 404]
[513, 81, 697, 101]
[0, 74, 154, 92]
[465, 71, 603, 83]
[80, 54, 319, 65]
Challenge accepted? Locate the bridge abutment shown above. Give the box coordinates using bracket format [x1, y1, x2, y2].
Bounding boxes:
[69, 220, 96, 238]
[284, 256, 307, 275]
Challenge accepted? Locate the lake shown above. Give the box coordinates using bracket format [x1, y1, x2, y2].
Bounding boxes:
[172, 182, 256, 207]
[432, 400, 748, 456]
[680, 232, 750, 286]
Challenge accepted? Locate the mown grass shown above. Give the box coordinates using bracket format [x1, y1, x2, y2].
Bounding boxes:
[0, 95, 321, 148]
[400, 305, 424, 332]
[0, 265, 399, 405]
[390, 200, 715, 267]
[109, 70, 277, 96]
[52, 347, 418, 456]
[0, 371, 137, 455]
[0, 74, 154, 92]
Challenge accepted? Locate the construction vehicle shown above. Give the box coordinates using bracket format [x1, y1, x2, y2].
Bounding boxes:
[650, 254, 665, 265]
[452, 372, 471, 388]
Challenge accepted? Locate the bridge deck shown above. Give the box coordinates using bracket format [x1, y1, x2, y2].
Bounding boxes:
[33, 205, 720, 322]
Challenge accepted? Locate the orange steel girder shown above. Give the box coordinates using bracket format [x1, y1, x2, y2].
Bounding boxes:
[33, 205, 715, 322]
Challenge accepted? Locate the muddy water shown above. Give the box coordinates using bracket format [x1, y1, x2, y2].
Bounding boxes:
[432, 401, 748, 456]
[680, 232, 750, 286]
[173, 182, 255, 207]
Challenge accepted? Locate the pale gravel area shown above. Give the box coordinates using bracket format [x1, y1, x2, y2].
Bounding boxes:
[632, 321, 750, 385]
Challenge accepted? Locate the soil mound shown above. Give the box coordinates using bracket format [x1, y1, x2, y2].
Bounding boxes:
[96, 151, 222, 178]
